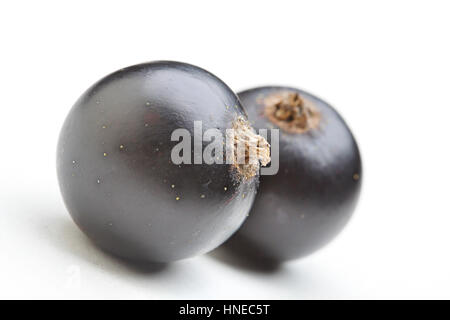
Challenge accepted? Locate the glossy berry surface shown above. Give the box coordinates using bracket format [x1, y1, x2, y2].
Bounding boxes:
[224, 86, 362, 262]
[57, 61, 260, 263]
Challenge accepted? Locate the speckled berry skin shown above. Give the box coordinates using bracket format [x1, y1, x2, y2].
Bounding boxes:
[57, 61, 256, 263]
[224, 86, 362, 262]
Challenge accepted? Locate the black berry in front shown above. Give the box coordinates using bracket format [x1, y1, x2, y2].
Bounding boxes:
[57, 61, 269, 263]
[224, 86, 362, 262]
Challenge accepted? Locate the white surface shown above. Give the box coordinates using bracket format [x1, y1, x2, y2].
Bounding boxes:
[1, 0, 450, 299]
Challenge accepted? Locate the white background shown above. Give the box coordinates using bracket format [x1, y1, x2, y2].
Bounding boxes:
[1, 0, 449, 299]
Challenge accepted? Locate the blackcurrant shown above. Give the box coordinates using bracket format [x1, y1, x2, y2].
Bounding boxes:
[223, 86, 362, 262]
[57, 61, 269, 263]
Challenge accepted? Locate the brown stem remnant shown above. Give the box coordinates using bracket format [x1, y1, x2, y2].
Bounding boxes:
[263, 91, 320, 133]
[230, 116, 270, 180]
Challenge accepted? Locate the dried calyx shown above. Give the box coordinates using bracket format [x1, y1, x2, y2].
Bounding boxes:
[230, 116, 270, 180]
[264, 91, 320, 133]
